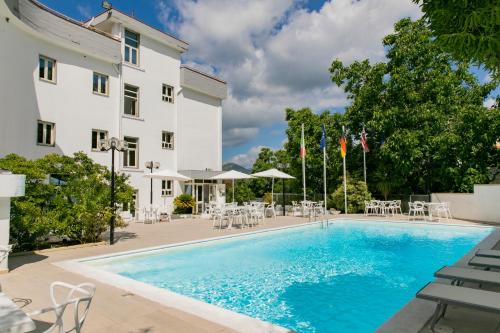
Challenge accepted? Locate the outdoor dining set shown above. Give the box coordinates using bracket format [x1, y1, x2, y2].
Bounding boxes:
[364, 199, 452, 221]
[206, 201, 276, 230]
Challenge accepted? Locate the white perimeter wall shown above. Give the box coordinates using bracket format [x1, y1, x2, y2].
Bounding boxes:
[432, 185, 500, 223]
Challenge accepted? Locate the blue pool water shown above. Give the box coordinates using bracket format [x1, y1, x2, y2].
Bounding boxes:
[88, 220, 492, 333]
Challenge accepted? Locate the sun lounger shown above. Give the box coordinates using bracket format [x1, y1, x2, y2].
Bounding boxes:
[476, 249, 500, 258]
[435, 266, 500, 286]
[417, 282, 500, 332]
[469, 256, 500, 269]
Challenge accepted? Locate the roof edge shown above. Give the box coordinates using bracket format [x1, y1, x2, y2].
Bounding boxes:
[181, 65, 227, 84]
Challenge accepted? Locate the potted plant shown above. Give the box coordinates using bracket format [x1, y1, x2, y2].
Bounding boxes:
[173, 193, 195, 218]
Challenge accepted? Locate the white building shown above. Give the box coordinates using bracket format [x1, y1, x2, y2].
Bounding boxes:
[0, 0, 227, 214]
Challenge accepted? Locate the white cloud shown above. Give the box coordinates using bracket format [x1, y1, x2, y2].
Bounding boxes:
[227, 145, 267, 168]
[484, 97, 496, 108]
[76, 5, 92, 20]
[158, 0, 421, 149]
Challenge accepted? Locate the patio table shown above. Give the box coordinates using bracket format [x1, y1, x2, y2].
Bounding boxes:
[423, 202, 442, 221]
[0, 292, 35, 333]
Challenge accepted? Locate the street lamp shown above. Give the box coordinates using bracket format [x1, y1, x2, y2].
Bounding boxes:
[145, 161, 160, 205]
[100, 137, 127, 245]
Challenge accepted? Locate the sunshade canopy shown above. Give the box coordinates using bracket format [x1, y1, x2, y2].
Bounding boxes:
[251, 168, 294, 179]
[143, 169, 192, 181]
[210, 170, 254, 180]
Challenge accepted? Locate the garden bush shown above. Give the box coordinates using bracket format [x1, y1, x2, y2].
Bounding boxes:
[330, 180, 372, 213]
[173, 193, 195, 214]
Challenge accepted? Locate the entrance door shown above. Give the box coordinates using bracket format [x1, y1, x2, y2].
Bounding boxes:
[195, 184, 203, 214]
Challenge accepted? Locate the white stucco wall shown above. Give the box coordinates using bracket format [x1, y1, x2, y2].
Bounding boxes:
[0, 13, 119, 167]
[432, 185, 500, 223]
[0, 2, 226, 214]
[177, 88, 222, 172]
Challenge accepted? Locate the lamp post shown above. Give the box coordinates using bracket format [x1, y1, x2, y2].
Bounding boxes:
[100, 137, 127, 245]
[145, 161, 160, 205]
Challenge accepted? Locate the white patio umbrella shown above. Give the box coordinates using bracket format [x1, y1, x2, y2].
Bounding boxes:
[143, 169, 192, 209]
[251, 168, 295, 203]
[210, 170, 254, 202]
[142, 169, 192, 181]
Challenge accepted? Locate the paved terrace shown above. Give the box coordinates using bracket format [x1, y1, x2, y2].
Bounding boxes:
[0, 215, 495, 333]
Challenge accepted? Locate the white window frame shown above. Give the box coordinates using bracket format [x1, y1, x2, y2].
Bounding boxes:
[39, 55, 56, 83]
[93, 72, 109, 96]
[162, 84, 174, 103]
[124, 29, 140, 66]
[91, 129, 108, 151]
[123, 136, 139, 168]
[124, 84, 139, 117]
[161, 180, 173, 197]
[37, 120, 55, 146]
[162, 131, 174, 150]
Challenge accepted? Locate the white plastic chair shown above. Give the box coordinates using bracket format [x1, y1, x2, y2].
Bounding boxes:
[0, 245, 12, 291]
[28, 281, 96, 333]
[265, 202, 277, 220]
[408, 202, 425, 220]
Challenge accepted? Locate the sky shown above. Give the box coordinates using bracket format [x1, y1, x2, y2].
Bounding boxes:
[40, 0, 497, 169]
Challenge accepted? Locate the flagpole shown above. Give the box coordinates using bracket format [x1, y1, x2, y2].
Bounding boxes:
[323, 145, 327, 215]
[301, 123, 306, 202]
[363, 148, 367, 183]
[342, 126, 347, 214]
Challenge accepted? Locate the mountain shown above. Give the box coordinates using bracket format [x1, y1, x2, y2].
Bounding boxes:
[222, 162, 251, 174]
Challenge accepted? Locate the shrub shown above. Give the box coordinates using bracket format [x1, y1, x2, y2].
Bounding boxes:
[0, 152, 134, 250]
[330, 180, 372, 213]
[173, 193, 195, 214]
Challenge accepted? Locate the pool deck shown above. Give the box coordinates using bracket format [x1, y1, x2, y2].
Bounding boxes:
[1, 214, 497, 333]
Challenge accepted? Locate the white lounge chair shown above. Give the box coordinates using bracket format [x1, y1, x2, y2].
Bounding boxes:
[408, 202, 425, 220]
[28, 281, 96, 333]
[417, 282, 500, 333]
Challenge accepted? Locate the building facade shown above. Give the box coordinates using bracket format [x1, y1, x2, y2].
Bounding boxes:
[0, 0, 227, 214]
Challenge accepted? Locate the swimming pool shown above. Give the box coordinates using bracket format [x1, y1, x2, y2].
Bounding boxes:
[84, 220, 492, 333]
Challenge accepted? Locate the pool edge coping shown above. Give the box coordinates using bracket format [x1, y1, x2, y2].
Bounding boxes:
[54, 218, 495, 333]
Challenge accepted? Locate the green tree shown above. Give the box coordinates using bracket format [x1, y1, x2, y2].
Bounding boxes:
[284, 108, 344, 199]
[250, 147, 277, 198]
[227, 180, 255, 204]
[414, 0, 500, 76]
[330, 18, 499, 194]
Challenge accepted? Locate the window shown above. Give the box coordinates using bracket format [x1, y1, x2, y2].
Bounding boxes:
[162, 84, 174, 103]
[124, 29, 139, 65]
[161, 180, 173, 196]
[93, 72, 108, 96]
[124, 84, 139, 116]
[91, 129, 108, 151]
[162, 131, 174, 149]
[39, 55, 56, 82]
[123, 137, 138, 168]
[37, 121, 55, 146]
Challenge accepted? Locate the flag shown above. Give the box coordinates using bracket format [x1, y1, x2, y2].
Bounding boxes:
[361, 128, 369, 152]
[339, 135, 347, 158]
[320, 124, 326, 151]
[300, 125, 306, 158]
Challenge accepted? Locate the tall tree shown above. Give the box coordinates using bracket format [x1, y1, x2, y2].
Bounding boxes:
[414, 0, 500, 76]
[330, 18, 499, 194]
